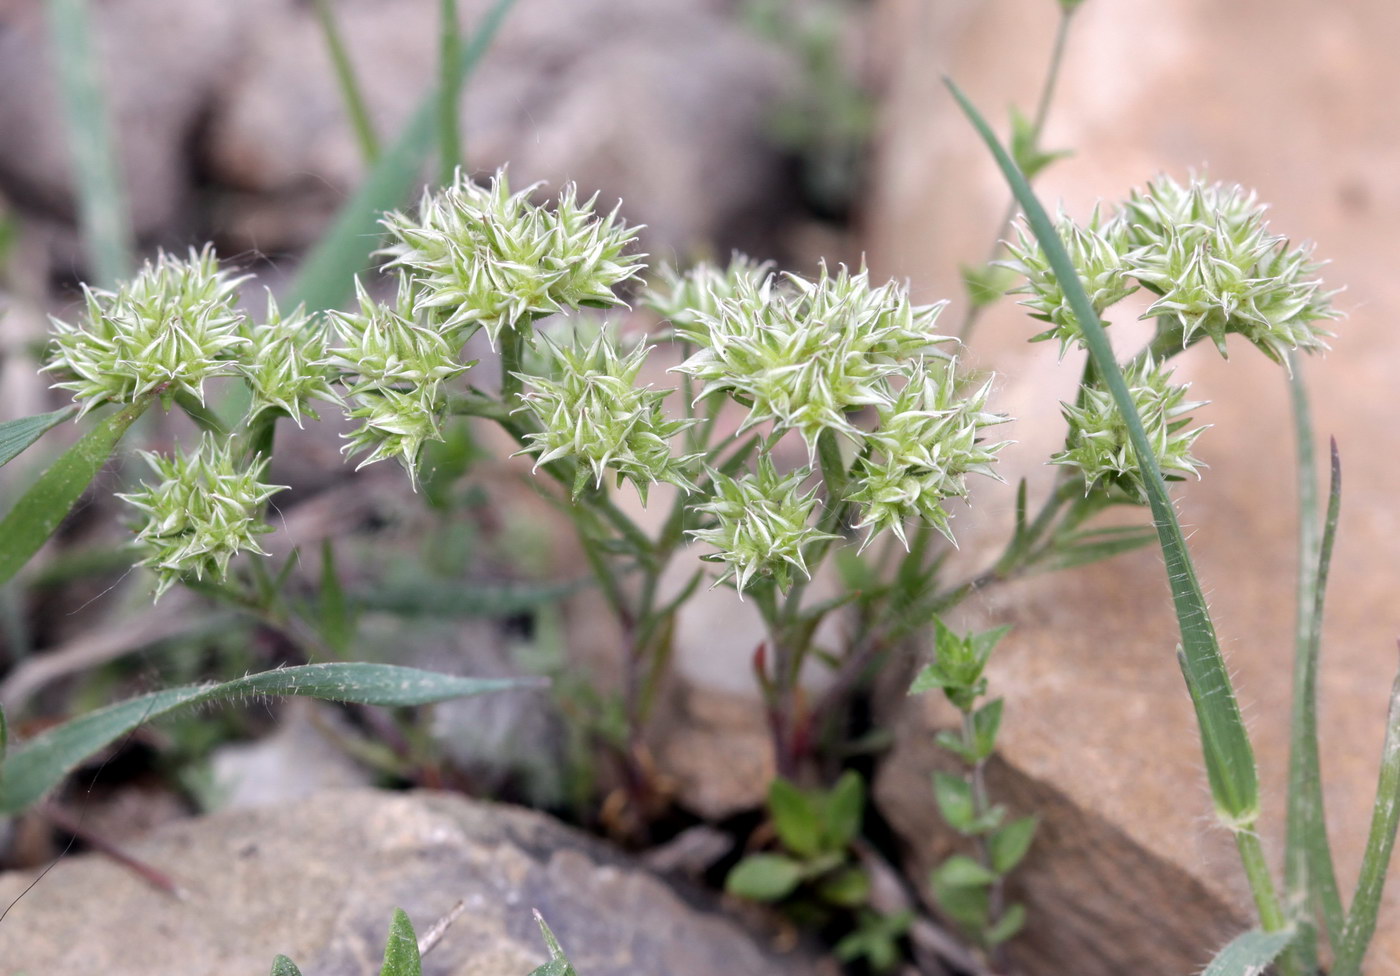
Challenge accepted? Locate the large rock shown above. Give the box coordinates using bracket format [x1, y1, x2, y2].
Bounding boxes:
[0, 789, 820, 975]
[867, 1, 1400, 973]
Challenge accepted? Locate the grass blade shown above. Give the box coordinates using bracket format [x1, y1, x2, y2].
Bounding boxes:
[47, 0, 132, 285]
[0, 662, 536, 813]
[312, 0, 380, 164]
[1331, 651, 1400, 975]
[0, 399, 149, 586]
[1202, 929, 1295, 976]
[1284, 356, 1344, 953]
[0, 408, 77, 469]
[439, 0, 462, 185]
[284, 0, 518, 314]
[945, 78, 1282, 931]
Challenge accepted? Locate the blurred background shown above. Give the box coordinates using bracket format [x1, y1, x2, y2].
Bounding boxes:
[1, 0, 1398, 973]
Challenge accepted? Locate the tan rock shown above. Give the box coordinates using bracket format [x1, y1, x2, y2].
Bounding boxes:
[866, 0, 1400, 973]
[0, 789, 818, 975]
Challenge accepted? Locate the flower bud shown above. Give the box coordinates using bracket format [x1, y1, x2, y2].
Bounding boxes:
[44, 246, 246, 414]
[514, 330, 698, 504]
[117, 435, 285, 598]
[689, 457, 837, 595]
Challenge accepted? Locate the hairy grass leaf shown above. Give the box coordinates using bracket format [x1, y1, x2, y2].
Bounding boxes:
[1202, 929, 1295, 976]
[946, 75, 1263, 840]
[269, 956, 304, 976]
[0, 408, 76, 469]
[0, 399, 149, 586]
[0, 662, 534, 813]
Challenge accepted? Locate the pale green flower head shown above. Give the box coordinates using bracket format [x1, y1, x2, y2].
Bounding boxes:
[514, 330, 698, 504]
[850, 360, 1010, 548]
[642, 253, 773, 331]
[1052, 356, 1207, 497]
[1001, 207, 1137, 354]
[380, 168, 645, 347]
[329, 277, 470, 396]
[1122, 174, 1339, 362]
[239, 293, 341, 426]
[117, 434, 285, 599]
[672, 262, 953, 453]
[44, 246, 247, 415]
[341, 385, 447, 486]
[689, 457, 837, 596]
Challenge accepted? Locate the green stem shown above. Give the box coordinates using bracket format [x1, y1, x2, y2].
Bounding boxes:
[956, 4, 1076, 344]
[438, 0, 462, 185]
[500, 329, 525, 403]
[312, 0, 379, 164]
[1236, 831, 1293, 938]
[961, 707, 1006, 960]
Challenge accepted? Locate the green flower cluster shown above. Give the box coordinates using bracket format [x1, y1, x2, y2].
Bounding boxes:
[670, 262, 955, 453]
[117, 436, 286, 598]
[330, 278, 469, 482]
[514, 331, 699, 502]
[643, 253, 772, 330]
[1051, 356, 1207, 496]
[1004, 174, 1339, 362]
[848, 360, 1007, 548]
[240, 294, 340, 425]
[380, 168, 645, 347]
[44, 246, 247, 414]
[690, 458, 837, 595]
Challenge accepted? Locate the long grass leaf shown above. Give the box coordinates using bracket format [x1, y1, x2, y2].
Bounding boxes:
[0, 408, 76, 469]
[0, 400, 148, 586]
[284, 0, 518, 314]
[946, 78, 1281, 930]
[47, 0, 132, 285]
[1284, 354, 1344, 954]
[0, 662, 535, 813]
[1331, 651, 1400, 975]
[439, 0, 462, 185]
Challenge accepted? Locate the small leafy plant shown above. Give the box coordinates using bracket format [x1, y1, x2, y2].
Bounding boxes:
[912, 622, 1036, 955]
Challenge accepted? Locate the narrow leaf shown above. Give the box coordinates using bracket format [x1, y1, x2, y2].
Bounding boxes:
[47, 0, 132, 284]
[0, 663, 533, 813]
[285, 0, 518, 314]
[0, 399, 149, 586]
[989, 816, 1037, 875]
[1331, 654, 1400, 976]
[270, 956, 304, 976]
[985, 902, 1027, 946]
[725, 854, 804, 902]
[1202, 929, 1295, 976]
[947, 79, 1262, 835]
[319, 540, 355, 654]
[528, 911, 577, 976]
[312, 0, 379, 163]
[379, 908, 422, 976]
[0, 408, 76, 469]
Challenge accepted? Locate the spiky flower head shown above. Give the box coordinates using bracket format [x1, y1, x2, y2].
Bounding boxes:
[239, 294, 340, 425]
[643, 254, 773, 331]
[44, 246, 247, 415]
[328, 277, 470, 396]
[514, 331, 698, 503]
[689, 457, 837, 595]
[117, 435, 285, 599]
[1051, 356, 1207, 497]
[380, 168, 645, 348]
[341, 386, 447, 486]
[1125, 178, 1338, 361]
[672, 263, 954, 453]
[849, 360, 1009, 548]
[1001, 207, 1137, 354]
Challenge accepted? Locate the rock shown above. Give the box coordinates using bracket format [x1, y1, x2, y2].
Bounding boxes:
[203, 0, 793, 259]
[209, 700, 373, 810]
[866, 1, 1400, 973]
[0, 788, 819, 975]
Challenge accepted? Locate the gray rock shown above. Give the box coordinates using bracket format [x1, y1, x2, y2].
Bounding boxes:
[0, 789, 816, 975]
